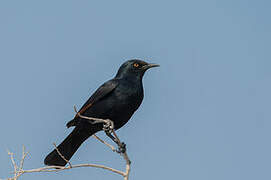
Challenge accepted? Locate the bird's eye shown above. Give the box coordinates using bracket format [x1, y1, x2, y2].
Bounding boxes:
[133, 63, 139, 68]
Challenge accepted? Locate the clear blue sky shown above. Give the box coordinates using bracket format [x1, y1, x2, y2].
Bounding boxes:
[1, 0, 271, 180]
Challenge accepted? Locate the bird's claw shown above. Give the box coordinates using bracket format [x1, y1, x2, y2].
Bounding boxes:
[103, 122, 114, 134]
[116, 142, 126, 154]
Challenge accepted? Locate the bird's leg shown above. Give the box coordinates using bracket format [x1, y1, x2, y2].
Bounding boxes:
[103, 122, 118, 143]
[105, 132, 126, 154]
[105, 131, 118, 144]
[103, 123, 127, 153]
[116, 142, 126, 154]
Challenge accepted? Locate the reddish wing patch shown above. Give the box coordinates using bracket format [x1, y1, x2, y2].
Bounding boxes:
[75, 103, 93, 118]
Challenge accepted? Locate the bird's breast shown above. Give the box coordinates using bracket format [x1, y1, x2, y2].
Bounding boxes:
[113, 82, 143, 110]
[82, 80, 144, 129]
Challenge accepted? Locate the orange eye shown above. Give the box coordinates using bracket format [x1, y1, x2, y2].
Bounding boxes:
[133, 63, 139, 68]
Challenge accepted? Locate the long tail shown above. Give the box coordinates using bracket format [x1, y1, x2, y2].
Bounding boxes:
[44, 126, 98, 166]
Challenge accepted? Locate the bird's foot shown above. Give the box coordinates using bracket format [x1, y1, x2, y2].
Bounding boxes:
[103, 121, 114, 134]
[116, 142, 126, 154]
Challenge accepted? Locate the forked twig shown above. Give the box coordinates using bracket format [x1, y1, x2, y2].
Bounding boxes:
[2, 105, 132, 180]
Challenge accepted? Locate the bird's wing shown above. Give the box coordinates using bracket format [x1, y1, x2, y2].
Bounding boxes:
[76, 79, 118, 117]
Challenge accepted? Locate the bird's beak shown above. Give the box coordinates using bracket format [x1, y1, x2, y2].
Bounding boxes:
[144, 63, 160, 69]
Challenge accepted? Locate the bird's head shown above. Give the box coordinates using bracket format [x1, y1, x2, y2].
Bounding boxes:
[115, 59, 159, 79]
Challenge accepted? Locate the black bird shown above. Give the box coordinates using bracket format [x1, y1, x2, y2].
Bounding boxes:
[44, 59, 159, 166]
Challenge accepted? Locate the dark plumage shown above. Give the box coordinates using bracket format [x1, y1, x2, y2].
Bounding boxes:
[44, 59, 159, 166]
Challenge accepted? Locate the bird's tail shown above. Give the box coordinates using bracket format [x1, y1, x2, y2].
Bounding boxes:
[44, 126, 99, 166]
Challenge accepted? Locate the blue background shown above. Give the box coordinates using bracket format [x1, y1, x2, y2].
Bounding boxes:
[1, 0, 271, 180]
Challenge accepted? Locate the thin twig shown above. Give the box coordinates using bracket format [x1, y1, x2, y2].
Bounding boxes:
[19, 145, 28, 171]
[74, 105, 114, 130]
[53, 143, 72, 168]
[7, 150, 18, 180]
[92, 134, 116, 152]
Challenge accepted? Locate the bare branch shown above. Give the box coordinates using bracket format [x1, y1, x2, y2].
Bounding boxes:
[5, 147, 125, 180]
[17, 163, 125, 176]
[2, 106, 132, 180]
[111, 131, 131, 180]
[92, 134, 116, 152]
